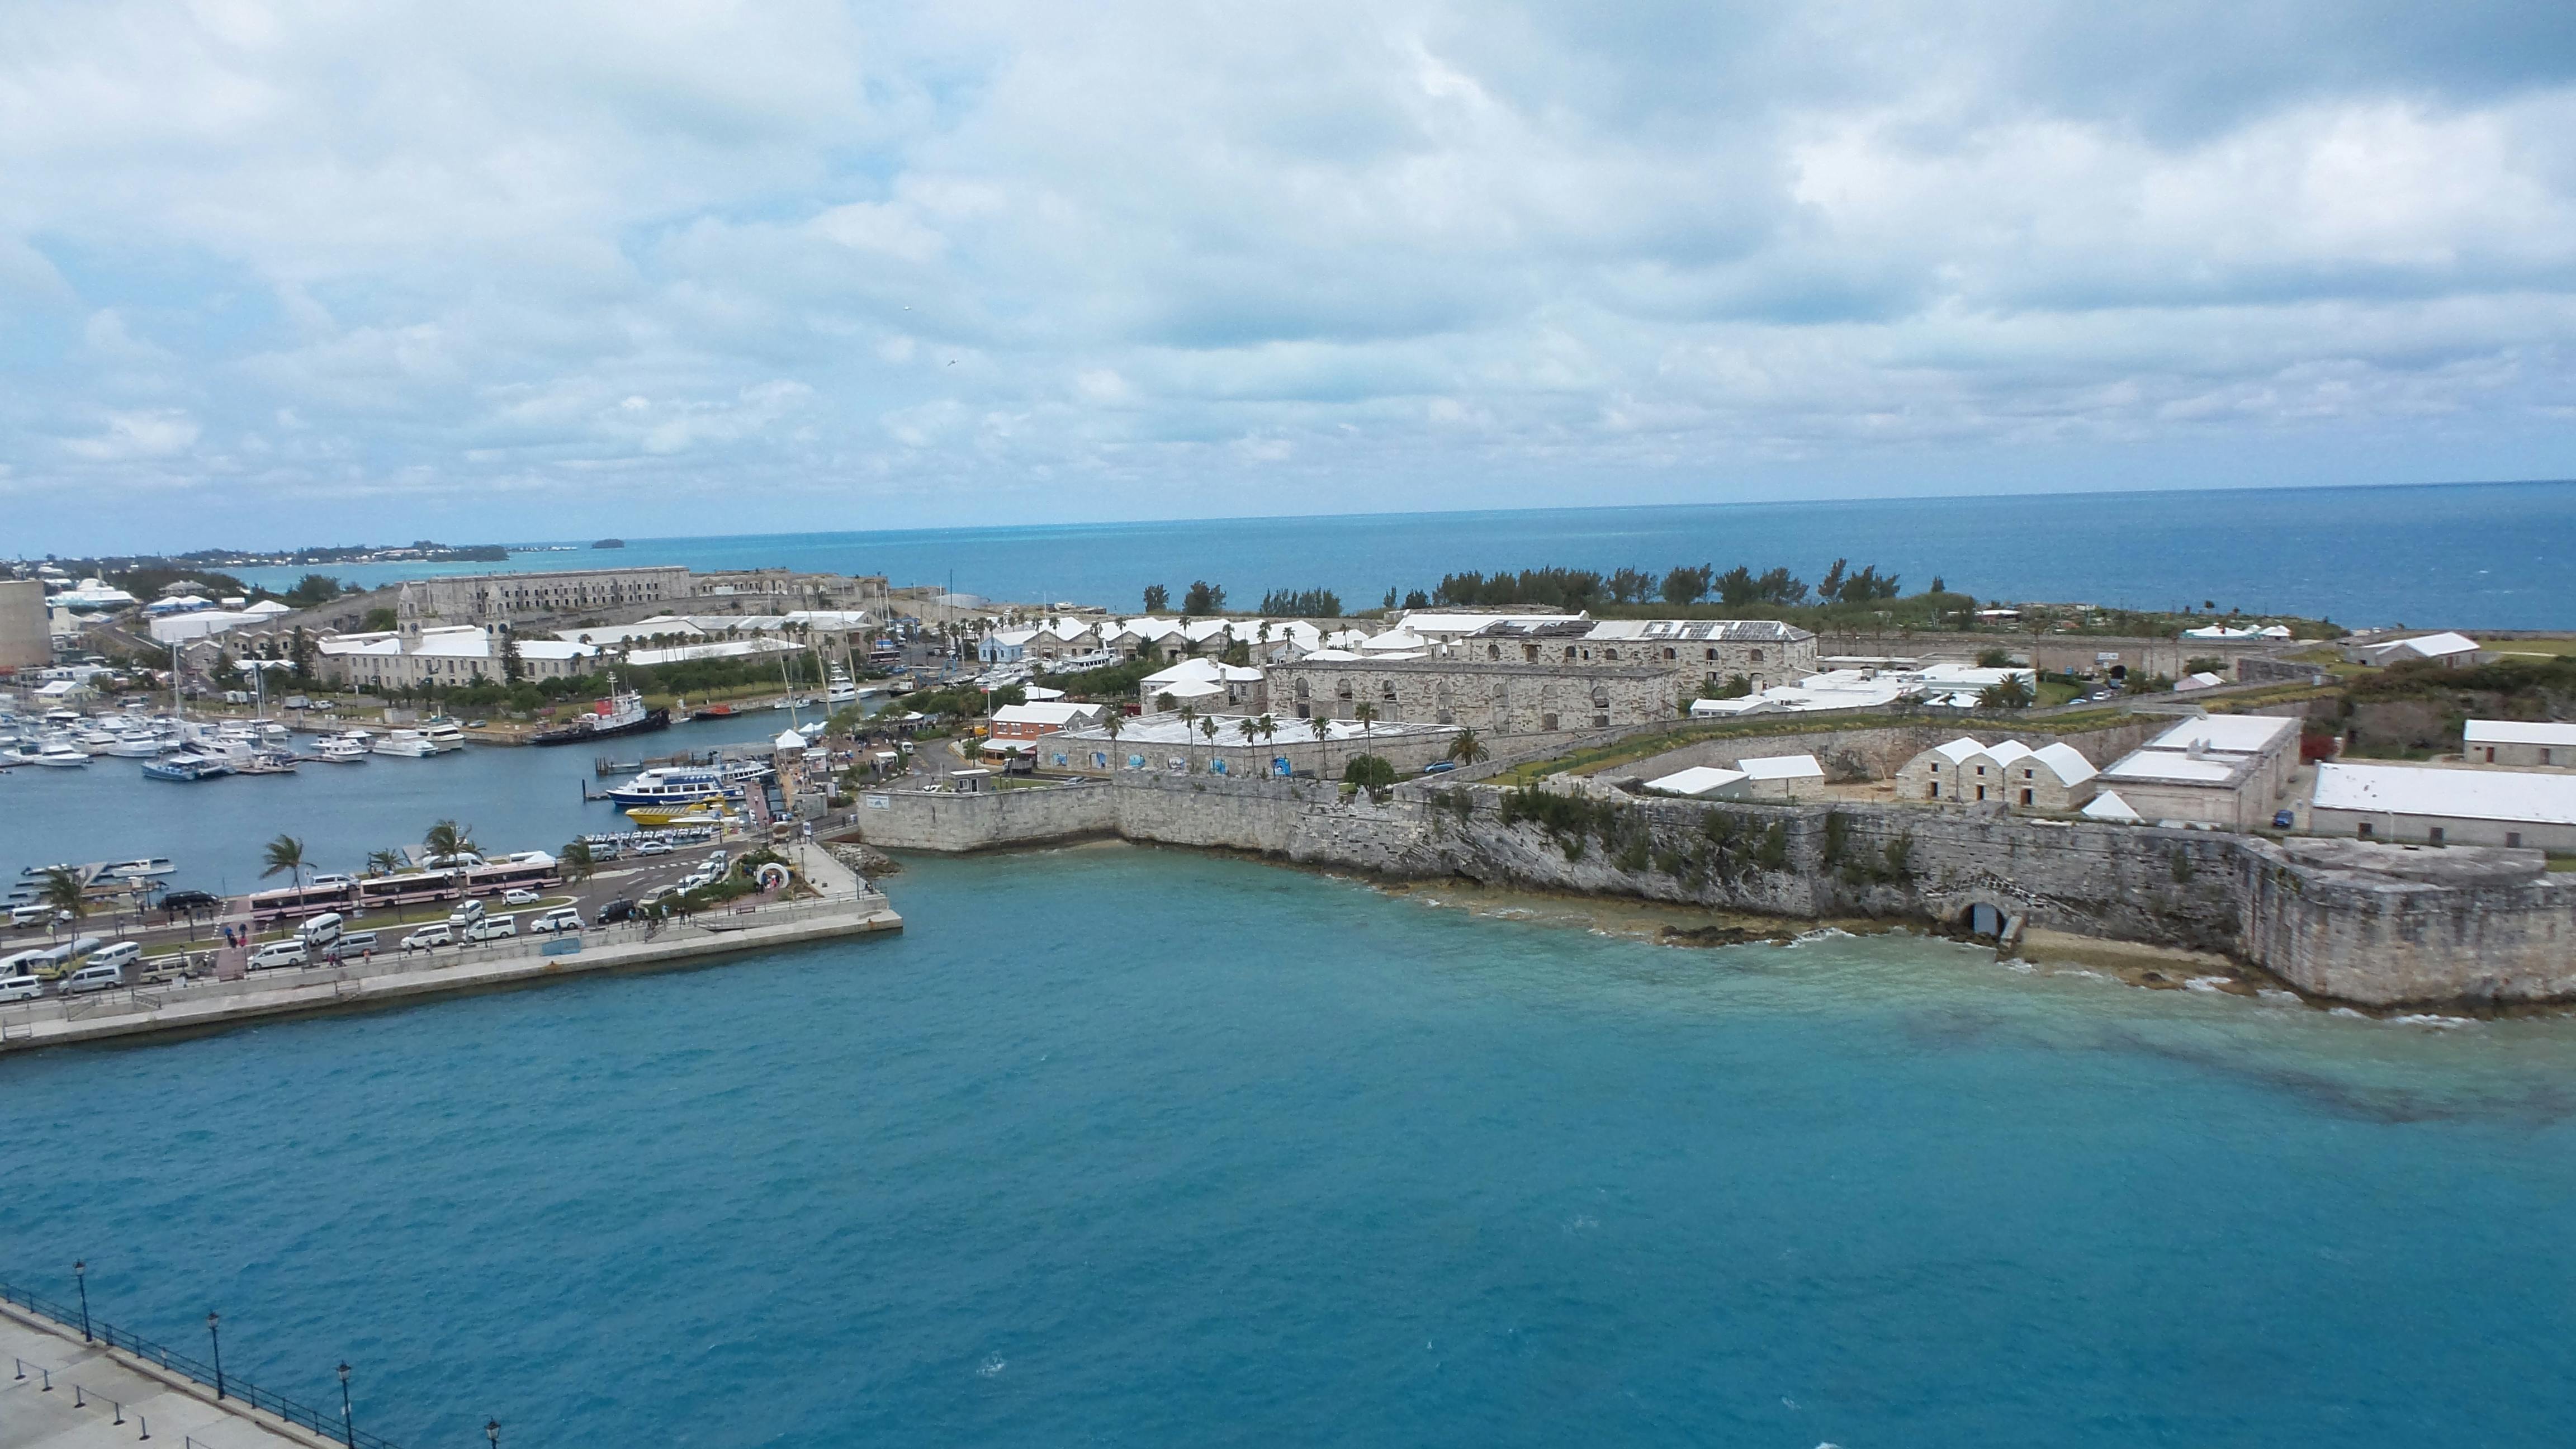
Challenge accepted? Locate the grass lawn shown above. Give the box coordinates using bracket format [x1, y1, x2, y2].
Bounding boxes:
[2479, 637, 2576, 658]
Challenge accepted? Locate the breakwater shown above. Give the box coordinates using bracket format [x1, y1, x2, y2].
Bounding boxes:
[847, 774, 2576, 1008]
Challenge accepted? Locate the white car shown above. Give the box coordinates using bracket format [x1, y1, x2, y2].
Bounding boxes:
[528, 907, 583, 935]
[401, 924, 454, 951]
[0, 974, 42, 1003]
[245, 939, 310, 972]
[635, 840, 675, 856]
[503, 888, 542, 906]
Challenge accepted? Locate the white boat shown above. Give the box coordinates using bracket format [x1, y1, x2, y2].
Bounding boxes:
[420, 719, 467, 753]
[12, 743, 90, 768]
[825, 666, 859, 705]
[600, 761, 770, 807]
[371, 730, 437, 758]
[105, 857, 177, 878]
[103, 735, 166, 758]
[314, 736, 369, 764]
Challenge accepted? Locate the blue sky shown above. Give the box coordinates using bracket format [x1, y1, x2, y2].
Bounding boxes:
[4, 0, 2574, 552]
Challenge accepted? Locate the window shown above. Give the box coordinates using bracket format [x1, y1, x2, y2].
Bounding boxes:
[1295, 703, 1309, 718]
[1603, 648, 1618, 660]
[2357, 822, 2374, 837]
[1705, 647, 1717, 661]
[2506, 832, 2523, 848]
[1663, 647, 1676, 660]
[1541, 713, 1559, 731]
[1593, 713, 1610, 728]
[1564, 647, 1577, 661]
[1380, 682, 1397, 702]
[1750, 648, 1764, 662]
[2428, 827, 2445, 844]
[1487, 645, 1500, 660]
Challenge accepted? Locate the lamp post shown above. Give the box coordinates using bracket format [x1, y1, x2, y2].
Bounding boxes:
[73, 1261, 89, 1342]
[206, 1311, 224, 1400]
[485, 1417, 500, 1447]
[338, 1362, 355, 1447]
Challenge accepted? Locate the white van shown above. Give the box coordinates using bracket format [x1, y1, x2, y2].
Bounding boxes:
[85, 941, 143, 973]
[10, 904, 53, 929]
[63, 960, 126, 994]
[446, 899, 486, 930]
[335, 931, 379, 957]
[465, 914, 517, 943]
[245, 939, 310, 971]
[298, 912, 345, 949]
[529, 907, 583, 935]
[0, 948, 48, 977]
[401, 923, 453, 951]
[0, 974, 41, 1003]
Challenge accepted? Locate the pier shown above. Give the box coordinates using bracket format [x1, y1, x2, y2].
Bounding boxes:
[2, 1295, 348, 1449]
[0, 849, 899, 1054]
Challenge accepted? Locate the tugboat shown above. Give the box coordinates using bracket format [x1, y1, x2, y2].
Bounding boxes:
[532, 679, 671, 747]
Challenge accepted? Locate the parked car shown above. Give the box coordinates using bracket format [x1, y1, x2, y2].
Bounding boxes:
[0, 974, 43, 1003]
[464, 915, 517, 943]
[62, 960, 127, 994]
[331, 931, 379, 958]
[1419, 760, 1458, 775]
[529, 907, 584, 935]
[245, 939, 310, 972]
[401, 924, 454, 951]
[503, 887, 542, 906]
[588, 843, 624, 863]
[161, 889, 221, 915]
[85, 941, 143, 973]
[638, 885, 677, 908]
[595, 899, 638, 926]
[2272, 809, 2297, 830]
[8, 903, 55, 929]
[636, 840, 675, 856]
[447, 899, 487, 930]
[465, 718, 488, 728]
[298, 912, 345, 949]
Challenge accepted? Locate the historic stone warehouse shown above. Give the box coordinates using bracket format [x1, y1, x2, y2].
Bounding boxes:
[412, 566, 693, 623]
[1268, 617, 1819, 732]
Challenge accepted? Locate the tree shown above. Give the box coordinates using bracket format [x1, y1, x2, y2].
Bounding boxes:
[211, 650, 245, 690]
[1818, 558, 1849, 604]
[1181, 580, 1227, 614]
[1176, 703, 1198, 769]
[1100, 709, 1125, 769]
[1976, 648, 2016, 669]
[423, 819, 477, 866]
[364, 849, 404, 877]
[1977, 676, 2035, 710]
[501, 630, 526, 684]
[1606, 566, 1657, 604]
[260, 834, 309, 891]
[1446, 727, 1489, 766]
[1343, 753, 1398, 803]
[1236, 716, 1261, 763]
[1143, 584, 1169, 613]
[1200, 715, 1220, 768]
[1353, 700, 1378, 744]
[361, 607, 399, 632]
[282, 573, 345, 608]
[1256, 713, 1279, 774]
[559, 840, 595, 887]
[1311, 712, 1334, 780]
[1661, 565, 1713, 606]
[35, 868, 86, 937]
[290, 626, 318, 685]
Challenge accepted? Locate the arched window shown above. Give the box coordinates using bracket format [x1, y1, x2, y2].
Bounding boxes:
[1295, 679, 1310, 699]
[1603, 647, 1618, 661]
[1486, 644, 1500, 660]
[1380, 681, 1397, 702]
[1590, 686, 1609, 708]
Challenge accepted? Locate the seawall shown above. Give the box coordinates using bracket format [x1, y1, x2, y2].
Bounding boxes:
[845, 774, 2576, 1008]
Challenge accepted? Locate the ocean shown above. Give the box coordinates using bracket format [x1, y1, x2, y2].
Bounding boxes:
[226, 478, 2576, 631]
[6, 737, 2576, 1446]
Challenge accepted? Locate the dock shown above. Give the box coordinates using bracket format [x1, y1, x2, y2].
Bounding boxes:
[2, 1296, 340, 1449]
[0, 850, 899, 1054]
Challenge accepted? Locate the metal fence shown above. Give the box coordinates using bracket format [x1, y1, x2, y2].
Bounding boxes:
[1, 1278, 400, 1448]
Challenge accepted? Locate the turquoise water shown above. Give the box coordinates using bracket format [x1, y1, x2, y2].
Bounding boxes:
[6, 843, 2575, 1446]
[229, 479, 2576, 628]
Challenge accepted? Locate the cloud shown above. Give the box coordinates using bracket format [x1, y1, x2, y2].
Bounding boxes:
[1, 0, 2573, 546]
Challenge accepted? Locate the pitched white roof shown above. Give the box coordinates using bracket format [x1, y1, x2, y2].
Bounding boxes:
[1930, 736, 1988, 766]
[2463, 719, 2576, 748]
[2102, 752, 2245, 785]
[2396, 631, 2480, 658]
[1976, 740, 2035, 769]
[1739, 753, 1824, 782]
[991, 702, 1103, 727]
[2313, 763, 2576, 827]
[2081, 790, 2141, 821]
[1645, 766, 1748, 797]
[2024, 742, 2099, 787]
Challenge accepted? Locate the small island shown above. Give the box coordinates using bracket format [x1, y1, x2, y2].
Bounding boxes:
[593, 538, 626, 549]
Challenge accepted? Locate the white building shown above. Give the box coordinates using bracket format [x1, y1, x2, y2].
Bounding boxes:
[318, 625, 598, 690]
[2342, 631, 2483, 669]
[2310, 763, 2576, 850]
[2462, 719, 2576, 769]
[2095, 714, 2298, 828]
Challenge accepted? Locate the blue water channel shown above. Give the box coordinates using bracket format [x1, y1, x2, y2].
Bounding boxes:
[6, 740, 2575, 1445]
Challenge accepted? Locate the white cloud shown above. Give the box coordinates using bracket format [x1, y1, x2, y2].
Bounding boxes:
[1, 0, 2573, 546]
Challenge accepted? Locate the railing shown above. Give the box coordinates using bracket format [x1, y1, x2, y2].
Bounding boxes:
[2, 1280, 400, 1448]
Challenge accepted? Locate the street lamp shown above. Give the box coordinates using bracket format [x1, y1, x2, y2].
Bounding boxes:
[485, 1417, 500, 1447]
[338, 1362, 355, 1448]
[72, 1261, 89, 1342]
[206, 1310, 224, 1400]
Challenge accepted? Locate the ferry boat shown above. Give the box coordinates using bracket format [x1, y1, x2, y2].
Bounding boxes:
[371, 730, 438, 757]
[532, 681, 669, 746]
[601, 761, 770, 807]
[314, 736, 369, 763]
[143, 755, 226, 782]
[421, 718, 467, 753]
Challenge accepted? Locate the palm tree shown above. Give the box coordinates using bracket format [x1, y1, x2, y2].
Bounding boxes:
[1446, 727, 1490, 767]
[1353, 700, 1379, 745]
[1257, 714, 1279, 776]
[1236, 715, 1261, 770]
[1177, 703, 1199, 770]
[423, 819, 476, 866]
[558, 840, 594, 888]
[1201, 715, 1220, 770]
[259, 834, 309, 891]
[1311, 712, 1334, 781]
[364, 848, 404, 878]
[1100, 709, 1125, 772]
[35, 868, 86, 939]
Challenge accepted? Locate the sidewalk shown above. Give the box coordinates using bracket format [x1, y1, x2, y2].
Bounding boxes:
[1, 1303, 328, 1449]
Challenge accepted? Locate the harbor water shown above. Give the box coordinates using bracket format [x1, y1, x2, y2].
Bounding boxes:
[6, 734, 2576, 1445]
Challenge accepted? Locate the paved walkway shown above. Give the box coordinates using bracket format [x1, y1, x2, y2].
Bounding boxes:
[1, 1304, 325, 1448]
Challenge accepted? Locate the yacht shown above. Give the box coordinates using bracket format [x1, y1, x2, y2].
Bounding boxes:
[104, 858, 177, 879]
[143, 755, 226, 782]
[825, 666, 859, 705]
[420, 718, 467, 753]
[314, 735, 369, 764]
[103, 733, 166, 757]
[12, 742, 92, 768]
[372, 730, 438, 758]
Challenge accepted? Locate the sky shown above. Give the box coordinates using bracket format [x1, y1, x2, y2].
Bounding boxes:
[5, 0, 2575, 552]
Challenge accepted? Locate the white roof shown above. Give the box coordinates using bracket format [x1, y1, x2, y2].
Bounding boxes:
[1738, 753, 1824, 781]
[2313, 763, 2576, 827]
[2144, 714, 2296, 755]
[1930, 736, 1988, 765]
[2396, 631, 2480, 658]
[2081, 790, 2141, 821]
[2175, 671, 2228, 692]
[1359, 628, 1431, 652]
[774, 730, 807, 749]
[991, 702, 1102, 727]
[1644, 766, 1747, 797]
[2024, 742, 2099, 787]
[2463, 719, 2576, 748]
[987, 627, 1041, 647]
[2101, 752, 2244, 785]
[1396, 611, 1577, 637]
[1141, 657, 1262, 688]
[1976, 740, 2035, 769]
[2181, 624, 2263, 639]
[1154, 680, 1227, 702]
[242, 599, 292, 615]
[1021, 685, 1066, 701]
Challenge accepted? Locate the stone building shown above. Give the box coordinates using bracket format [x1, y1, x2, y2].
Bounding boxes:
[316, 623, 598, 690]
[2463, 719, 2576, 769]
[1268, 656, 1680, 733]
[2095, 714, 2298, 828]
[2311, 762, 2576, 850]
[0, 579, 48, 670]
[1896, 736, 2099, 812]
[411, 567, 692, 624]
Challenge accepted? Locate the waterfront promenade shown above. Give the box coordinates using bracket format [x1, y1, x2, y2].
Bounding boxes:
[2, 1301, 326, 1449]
[0, 846, 899, 1054]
